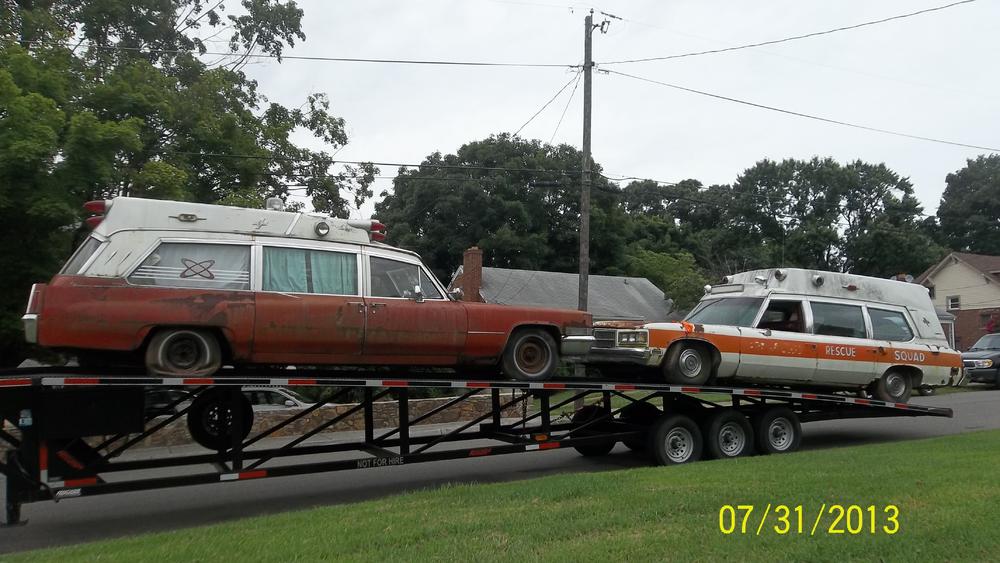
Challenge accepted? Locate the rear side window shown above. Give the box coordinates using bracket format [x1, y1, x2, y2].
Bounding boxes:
[262, 247, 358, 295]
[129, 243, 250, 290]
[60, 236, 103, 274]
[811, 302, 867, 339]
[869, 308, 914, 342]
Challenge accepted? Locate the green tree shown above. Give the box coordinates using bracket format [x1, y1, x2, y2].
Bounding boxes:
[623, 249, 707, 312]
[0, 1, 373, 366]
[937, 154, 1000, 255]
[375, 134, 628, 282]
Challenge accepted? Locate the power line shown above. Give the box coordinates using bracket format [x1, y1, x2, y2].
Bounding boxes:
[601, 0, 978, 65]
[10, 39, 577, 69]
[605, 69, 1000, 153]
[513, 70, 582, 137]
[550, 71, 582, 143]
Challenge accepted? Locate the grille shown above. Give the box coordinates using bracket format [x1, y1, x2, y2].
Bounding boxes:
[593, 329, 616, 349]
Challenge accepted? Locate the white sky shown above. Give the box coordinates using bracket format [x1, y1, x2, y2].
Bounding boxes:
[239, 0, 1000, 220]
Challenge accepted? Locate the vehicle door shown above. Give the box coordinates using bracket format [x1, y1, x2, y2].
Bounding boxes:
[737, 298, 817, 382]
[809, 300, 879, 385]
[867, 306, 941, 381]
[252, 244, 366, 363]
[363, 251, 467, 361]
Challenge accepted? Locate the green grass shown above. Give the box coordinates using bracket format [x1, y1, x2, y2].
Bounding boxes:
[12, 430, 1000, 562]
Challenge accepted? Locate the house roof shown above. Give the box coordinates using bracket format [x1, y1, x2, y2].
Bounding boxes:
[460, 267, 676, 322]
[917, 252, 1000, 285]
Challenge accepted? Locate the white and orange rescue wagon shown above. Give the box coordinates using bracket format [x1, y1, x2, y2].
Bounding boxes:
[589, 268, 961, 402]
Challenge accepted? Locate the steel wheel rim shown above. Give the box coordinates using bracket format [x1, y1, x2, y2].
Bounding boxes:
[201, 403, 233, 438]
[166, 335, 201, 370]
[886, 372, 906, 398]
[664, 427, 694, 463]
[515, 337, 551, 375]
[678, 349, 703, 379]
[718, 421, 746, 456]
[768, 417, 793, 451]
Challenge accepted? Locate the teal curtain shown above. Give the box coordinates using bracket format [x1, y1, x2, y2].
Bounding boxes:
[263, 247, 308, 293]
[311, 251, 357, 295]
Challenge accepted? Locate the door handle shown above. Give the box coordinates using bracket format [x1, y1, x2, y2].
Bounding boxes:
[347, 301, 366, 314]
[369, 302, 387, 314]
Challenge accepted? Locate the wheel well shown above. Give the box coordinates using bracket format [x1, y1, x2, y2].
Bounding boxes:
[139, 326, 234, 363]
[664, 338, 721, 375]
[884, 365, 923, 388]
[504, 324, 561, 352]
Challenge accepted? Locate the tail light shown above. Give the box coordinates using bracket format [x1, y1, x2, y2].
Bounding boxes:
[83, 199, 112, 230]
[346, 219, 388, 243]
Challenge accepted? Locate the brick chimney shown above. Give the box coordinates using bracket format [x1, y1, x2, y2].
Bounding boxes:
[461, 246, 483, 302]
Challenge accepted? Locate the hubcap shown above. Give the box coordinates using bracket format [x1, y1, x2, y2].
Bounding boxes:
[768, 418, 793, 451]
[678, 348, 703, 378]
[886, 373, 906, 398]
[718, 422, 746, 456]
[166, 335, 201, 370]
[664, 427, 694, 463]
[515, 337, 551, 375]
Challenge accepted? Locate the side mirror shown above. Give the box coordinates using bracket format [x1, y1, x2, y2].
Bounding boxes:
[449, 287, 464, 301]
[284, 399, 296, 407]
[412, 285, 424, 303]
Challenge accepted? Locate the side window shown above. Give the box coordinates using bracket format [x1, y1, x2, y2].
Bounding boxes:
[869, 308, 914, 342]
[756, 300, 805, 333]
[810, 302, 867, 339]
[262, 247, 358, 295]
[129, 243, 250, 290]
[370, 257, 443, 299]
[61, 236, 103, 275]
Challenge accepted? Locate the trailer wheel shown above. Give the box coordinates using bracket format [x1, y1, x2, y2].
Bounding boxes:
[619, 401, 661, 452]
[186, 389, 253, 451]
[648, 414, 703, 466]
[702, 409, 754, 459]
[145, 328, 222, 377]
[570, 405, 616, 457]
[664, 343, 711, 385]
[501, 329, 558, 382]
[752, 407, 801, 455]
[872, 370, 912, 403]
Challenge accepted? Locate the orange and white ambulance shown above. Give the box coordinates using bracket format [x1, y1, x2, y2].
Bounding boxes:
[590, 268, 961, 402]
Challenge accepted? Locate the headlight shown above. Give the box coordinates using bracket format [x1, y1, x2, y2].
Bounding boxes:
[617, 330, 648, 347]
[972, 359, 995, 369]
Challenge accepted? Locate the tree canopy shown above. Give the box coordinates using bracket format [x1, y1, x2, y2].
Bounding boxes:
[937, 154, 1000, 255]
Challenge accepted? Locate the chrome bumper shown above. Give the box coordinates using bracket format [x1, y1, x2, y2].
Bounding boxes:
[22, 313, 38, 344]
[560, 335, 595, 357]
[587, 346, 655, 364]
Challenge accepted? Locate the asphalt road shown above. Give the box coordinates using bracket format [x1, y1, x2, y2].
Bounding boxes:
[2, 389, 998, 554]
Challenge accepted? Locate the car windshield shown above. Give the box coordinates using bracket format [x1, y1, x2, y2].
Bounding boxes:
[685, 297, 764, 327]
[969, 334, 1000, 351]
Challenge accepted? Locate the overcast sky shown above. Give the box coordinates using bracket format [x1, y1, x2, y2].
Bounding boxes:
[239, 0, 999, 219]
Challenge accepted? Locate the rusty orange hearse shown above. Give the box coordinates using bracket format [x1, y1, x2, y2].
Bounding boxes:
[23, 198, 593, 380]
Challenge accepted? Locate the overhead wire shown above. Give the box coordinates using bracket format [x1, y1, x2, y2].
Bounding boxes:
[549, 71, 583, 143]
[513, 69, 582, 137]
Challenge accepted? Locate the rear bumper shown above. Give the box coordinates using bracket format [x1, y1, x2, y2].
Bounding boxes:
[22, 313, 38, 344]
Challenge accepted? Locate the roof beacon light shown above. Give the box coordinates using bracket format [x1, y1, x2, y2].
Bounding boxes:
[84, 216, 104, 229]
[315, 221, 331, 237]
[83, 200, 109, 213]
[265, 197, 285, 211]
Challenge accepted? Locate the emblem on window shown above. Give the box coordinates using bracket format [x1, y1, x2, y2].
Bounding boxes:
[180, 258, 216, 280]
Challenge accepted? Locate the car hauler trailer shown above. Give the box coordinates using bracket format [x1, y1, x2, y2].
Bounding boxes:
[0, 368, 952, 526]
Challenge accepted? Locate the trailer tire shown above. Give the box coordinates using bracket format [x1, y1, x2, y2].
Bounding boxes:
[501, 329, 559, 382]
[702, 409, 754, 459]
[619, 401, 661, 452]
[872, 370, 912, 403]
[187, 388, 253, 451]
[571, 405, 616, 457]
[752, 407, 801, 455]
[648, 414, 703, 466]
[145, 328, 222, 377]
[664, 342, 711, 385]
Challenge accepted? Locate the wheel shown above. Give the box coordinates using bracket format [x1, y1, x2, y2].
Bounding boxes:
[917, 386, 936, 397]
[501, 329, 559, 382]
[702, 409, 754, 459]
[751, 407, 801, 455]
[619, 401, 661, 452]
[872, 370, 912, 403]
[571, 405, 616, 457]
[648, 414, 703, 466]
[145, 329, 222, 377]
[663, 342, 711, 385]
[186, 388, 253, 451]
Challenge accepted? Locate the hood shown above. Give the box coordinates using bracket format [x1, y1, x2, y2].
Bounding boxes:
[962, 349, 1000, 359]
[462, 301, 592, 327]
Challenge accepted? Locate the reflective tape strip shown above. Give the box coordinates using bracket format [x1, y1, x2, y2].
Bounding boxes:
[182, 378, 214, 385]
[525, 444, 540, 451]
[64, 378, 100, 385]
[0, 378, 31, 387]
[221, 470, 267, 481]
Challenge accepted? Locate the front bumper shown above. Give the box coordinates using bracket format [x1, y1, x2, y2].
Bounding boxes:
[21, 313, 38, 344]
[966, 368, 1000, 384]
[561, 335, 595, 357]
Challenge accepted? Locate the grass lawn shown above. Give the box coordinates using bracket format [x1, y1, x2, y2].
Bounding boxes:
[12, 429, 1000, 562]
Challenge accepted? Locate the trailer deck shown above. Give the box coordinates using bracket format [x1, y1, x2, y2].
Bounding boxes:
[0, 367, 953, 527]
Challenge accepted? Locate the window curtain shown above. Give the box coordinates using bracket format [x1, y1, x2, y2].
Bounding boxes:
[263, 247, 308, 293]
[311, 251, 357, 295]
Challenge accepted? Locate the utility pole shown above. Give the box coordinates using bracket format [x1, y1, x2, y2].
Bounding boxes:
[577, 10, 595, 313]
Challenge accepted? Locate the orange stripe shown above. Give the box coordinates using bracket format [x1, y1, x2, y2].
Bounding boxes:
[63, 477, 98, 487]
[287, 378, 317, 385]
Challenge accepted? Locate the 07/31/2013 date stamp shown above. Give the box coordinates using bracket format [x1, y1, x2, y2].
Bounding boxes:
[719, 504, 900, 536]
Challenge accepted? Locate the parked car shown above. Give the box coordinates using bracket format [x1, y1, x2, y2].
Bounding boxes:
[243, 386, 318, 411]
[23, 197, 593, 382]
[143, 388, 194, 417]
[589, 268, 962, 403]
[962, 333, 1000, 387]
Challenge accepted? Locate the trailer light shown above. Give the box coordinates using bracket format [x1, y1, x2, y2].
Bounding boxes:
[314, 222, 330, 237]
[84, 216, 104, 229]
